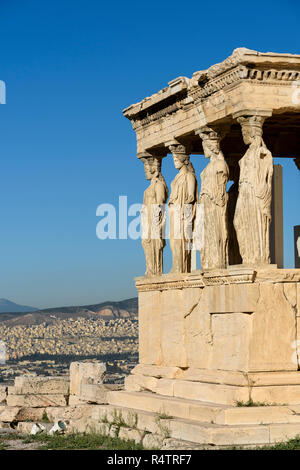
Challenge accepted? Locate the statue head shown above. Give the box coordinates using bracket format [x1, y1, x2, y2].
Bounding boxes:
[141, 157, 162, 181]
[199, 128, 221, 159]
[237, 116, 264, 145]
[169, 144, 192, 170]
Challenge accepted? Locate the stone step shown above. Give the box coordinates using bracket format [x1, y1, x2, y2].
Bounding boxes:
[108, 390, 227, 423]
[107, 390, 300, 425]
[82, 402, 300, 447]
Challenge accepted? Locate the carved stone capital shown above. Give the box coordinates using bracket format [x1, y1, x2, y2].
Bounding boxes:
[139, 154, 164, 176]
[196, 126, 221, 143]
[232, 109, 273, 120]
[137, 149, 167, 160]
[237, 114, 266, 130]
[167, 142, 191, 157]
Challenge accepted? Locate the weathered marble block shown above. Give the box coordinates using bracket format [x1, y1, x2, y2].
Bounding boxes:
[69, 361, 106, 396]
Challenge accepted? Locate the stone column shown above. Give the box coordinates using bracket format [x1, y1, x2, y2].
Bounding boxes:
[139, 151, 168, 276]
[194, 127, 229, 270]
[166, 142, 198, 273]
[270, 164, 284, 268]
[233, 112, 273, 265]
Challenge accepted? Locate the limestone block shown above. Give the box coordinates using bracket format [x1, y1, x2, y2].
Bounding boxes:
[215, 406, 296, 425]
[249, 283, 297, 371]
[125, 374, 158, 393]
[269, 423, 300, 443]
[46, 405, 101, 422]
[0, 406, 21, 422]
[118, 427, 143, 444]
[138, 290, 162, 365]
[210, 313, 252, 371]
[107, 390, 225, 422]
[6, 394, 67, 407]
[173, 380, 249, 405]
[14, 376, 69, 395]
[155, 379, 175, 397]
[182, 369, 248, 387]
[208, 284, 260, 313]
[248, 371, 300, 386]
[69, 361, 106, 396]
[69, 395, 87, 405]
[90, 405, 113, 422]
[0, 385, 7, 404]
[131, 364, 183, 379]
[78, 384, 109, 404]
[184, 287, 212, 369]
[169, 420, 212, 444]
[251, 385, 300, 405]
[66, 417, 99, 434]
[160, 288, 201, 367]
[135, 412, 161, 434]
[142, 433, 163, 449]
[15, 407, 46, 422]
[108, 391, 162, 414]
[210, 424, 270, 446]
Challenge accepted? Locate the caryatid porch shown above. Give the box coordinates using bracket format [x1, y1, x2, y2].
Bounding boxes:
[107, 49, 300, 446]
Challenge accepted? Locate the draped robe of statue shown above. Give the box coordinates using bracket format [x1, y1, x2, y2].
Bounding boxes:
[169, 165, 197, 273]
[141, 175, 168, 276]
[234, 137, 273, 265]
[195, 154, 229, 269]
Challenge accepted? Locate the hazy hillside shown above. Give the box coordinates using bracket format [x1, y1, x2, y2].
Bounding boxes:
[0, 297, 138, 326]
[0, 298, 38, 313]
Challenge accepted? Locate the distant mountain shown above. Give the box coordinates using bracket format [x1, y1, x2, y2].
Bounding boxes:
[0, 298, 38, 314]
[0, 297, 138, 326]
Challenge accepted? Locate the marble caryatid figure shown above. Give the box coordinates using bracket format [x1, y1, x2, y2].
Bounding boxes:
[234, 115, 273, 265]
[141, 156, 168, 276]
[168, 144, 197, 273]
[194, 128, 229, 269]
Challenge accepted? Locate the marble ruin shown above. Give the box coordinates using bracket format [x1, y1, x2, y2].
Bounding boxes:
[1, 48, 300, 448]
[108, 48, 300, 445]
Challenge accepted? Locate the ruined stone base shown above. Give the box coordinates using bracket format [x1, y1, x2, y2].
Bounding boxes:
[57, 389, 300, 448]
[88, 266, 300, 447]
[123, 366, 300, 405]
[132, 267, 300, 406]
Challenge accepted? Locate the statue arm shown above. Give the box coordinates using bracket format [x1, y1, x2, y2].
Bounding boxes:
[256, 147, 273, 200]
[155, 180, 167, 205]
[186, 172, 197, 204]
[215, 161, 229, 206]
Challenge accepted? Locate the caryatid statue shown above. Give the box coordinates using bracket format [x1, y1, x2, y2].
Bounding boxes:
[140, 155, 168, 276]
[168, 144, 198, 273]
[234, 115, 273, 265]
[194, 127, 229, 269]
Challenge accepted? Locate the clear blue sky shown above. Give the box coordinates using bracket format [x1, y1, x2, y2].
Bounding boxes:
[0, 0, 299, 309]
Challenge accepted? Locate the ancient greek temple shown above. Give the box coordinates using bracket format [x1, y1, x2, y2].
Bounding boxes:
[107, 48, 300, 446]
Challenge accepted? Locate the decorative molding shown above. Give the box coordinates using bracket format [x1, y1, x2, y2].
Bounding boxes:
[135, 269, 256, 292]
